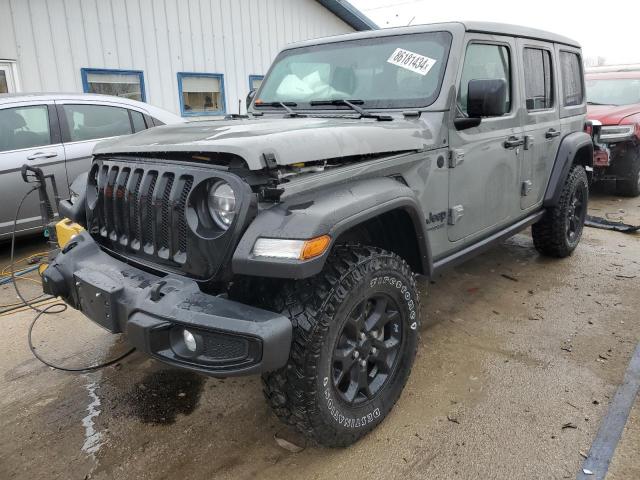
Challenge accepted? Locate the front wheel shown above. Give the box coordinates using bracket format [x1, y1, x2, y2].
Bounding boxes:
[262, 245, 421, 447]
[532, 165, 589, 258]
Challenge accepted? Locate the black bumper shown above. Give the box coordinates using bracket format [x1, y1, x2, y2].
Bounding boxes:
[42, 232, 292, 377]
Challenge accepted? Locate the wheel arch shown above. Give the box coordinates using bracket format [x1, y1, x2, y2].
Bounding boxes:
[543, 131, 593, 208]
[232, 177, 432, 279]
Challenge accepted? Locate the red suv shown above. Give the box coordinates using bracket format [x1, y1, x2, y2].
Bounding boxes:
[586, 70, 640, 196]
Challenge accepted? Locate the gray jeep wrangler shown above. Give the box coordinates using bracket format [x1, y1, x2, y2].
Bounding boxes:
[46, 22, 593, 447]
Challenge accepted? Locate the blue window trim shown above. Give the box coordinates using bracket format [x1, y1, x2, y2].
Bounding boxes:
[80, 68, 146, 102]
[177, 72, 226, 117]
[248, 74, 264, 91]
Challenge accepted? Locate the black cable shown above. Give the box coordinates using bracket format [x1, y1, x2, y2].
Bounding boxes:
[28, 303, 134, 372]
[11, 187, 135, 372]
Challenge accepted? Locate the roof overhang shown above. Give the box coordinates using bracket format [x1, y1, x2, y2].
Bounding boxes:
[316, 0, 378, 31]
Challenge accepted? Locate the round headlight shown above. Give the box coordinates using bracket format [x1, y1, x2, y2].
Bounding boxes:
[207, 181, 236, 229]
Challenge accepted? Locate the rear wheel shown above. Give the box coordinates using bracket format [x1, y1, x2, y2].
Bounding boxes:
[532, 165, 589, 258]
[615, 153, 640, 197]
[261, 245, 420, 447]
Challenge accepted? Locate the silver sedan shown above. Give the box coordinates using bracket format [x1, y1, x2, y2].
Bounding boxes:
[0, 93, 183, 239]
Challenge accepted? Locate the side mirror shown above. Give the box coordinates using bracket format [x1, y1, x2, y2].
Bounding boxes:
[467, 78, 507, 118]
[246, 88, 257, 110]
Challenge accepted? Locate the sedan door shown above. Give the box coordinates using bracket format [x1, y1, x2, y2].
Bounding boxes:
[0, 102, 67, 238]
[56, 101, 145, 187]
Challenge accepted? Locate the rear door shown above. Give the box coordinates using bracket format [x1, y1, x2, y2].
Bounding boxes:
[517, 39, 561, 210]
[0, 102, 67, 237]
[56, 101, 148, 186]
[448, 34, 524, 242]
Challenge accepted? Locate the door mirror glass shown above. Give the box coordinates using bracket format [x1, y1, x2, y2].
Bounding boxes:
[467, 79, 508, 118]
[246, 88, 257, 110]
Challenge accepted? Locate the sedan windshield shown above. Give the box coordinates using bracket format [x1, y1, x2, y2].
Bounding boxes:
[255, 31, 452, 110]
[586, 78, 640, 106]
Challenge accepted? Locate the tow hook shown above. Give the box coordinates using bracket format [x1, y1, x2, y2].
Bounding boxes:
[149, 281, 167, 302]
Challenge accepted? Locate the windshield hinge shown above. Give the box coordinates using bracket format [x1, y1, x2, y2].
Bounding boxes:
[448, 149, 464, 168]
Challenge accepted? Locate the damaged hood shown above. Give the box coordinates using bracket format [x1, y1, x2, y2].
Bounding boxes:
[587, 104, 640, 126]
[93, 115, 442, 170]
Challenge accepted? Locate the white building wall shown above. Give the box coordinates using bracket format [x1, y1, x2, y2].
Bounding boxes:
[0, 0, 354, 115]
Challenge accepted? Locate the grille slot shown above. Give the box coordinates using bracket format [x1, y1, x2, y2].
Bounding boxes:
[93, 163, 194, 265]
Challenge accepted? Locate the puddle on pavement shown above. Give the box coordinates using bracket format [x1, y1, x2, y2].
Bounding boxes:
[116, 369, 205, 424]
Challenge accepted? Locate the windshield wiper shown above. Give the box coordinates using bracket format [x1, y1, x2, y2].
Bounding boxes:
[254, 101, 305, 117]
[309, 99, 393, 121]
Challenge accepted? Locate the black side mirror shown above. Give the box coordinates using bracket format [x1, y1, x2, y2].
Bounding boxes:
[467, 79, 507, 118]
[246, 88, 257, 111]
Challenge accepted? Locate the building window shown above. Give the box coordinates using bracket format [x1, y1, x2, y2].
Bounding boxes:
[249, 75, 264, 92]
[81, 68, 146, 102]
[0, 71, 8, 94]
[177, 72, 226, 116]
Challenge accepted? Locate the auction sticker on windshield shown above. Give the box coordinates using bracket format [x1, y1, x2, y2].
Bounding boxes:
[387, 48, 436, 76]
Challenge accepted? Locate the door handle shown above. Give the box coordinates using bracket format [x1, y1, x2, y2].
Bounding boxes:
[545, 128, 560, 139]
[503, 136, 524, 149]
[26, 151, 58, 160]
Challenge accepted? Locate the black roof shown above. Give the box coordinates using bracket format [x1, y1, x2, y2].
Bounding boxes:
[316, 0, 378, 31]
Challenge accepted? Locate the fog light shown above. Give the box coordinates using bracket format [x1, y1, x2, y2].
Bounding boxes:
[183, 329, 197, 352]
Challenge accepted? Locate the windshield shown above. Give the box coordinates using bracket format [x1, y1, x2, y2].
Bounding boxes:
[586, 78, 640, 106]
[255, 31, 452, 110]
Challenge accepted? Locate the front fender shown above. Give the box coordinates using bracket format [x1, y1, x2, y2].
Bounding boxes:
[232, 176, 430, 279]
[543, 131, 593, 207]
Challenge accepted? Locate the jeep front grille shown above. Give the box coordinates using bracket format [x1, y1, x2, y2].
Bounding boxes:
[94, 164, 194, 265]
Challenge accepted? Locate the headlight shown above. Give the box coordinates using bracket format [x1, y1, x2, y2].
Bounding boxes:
[599, 124, 635, 143]
[207, 181, 236, 228]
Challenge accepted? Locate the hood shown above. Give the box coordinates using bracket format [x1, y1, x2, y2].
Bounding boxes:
[93, 115, 442, 170]
[587, 104, 640, 126]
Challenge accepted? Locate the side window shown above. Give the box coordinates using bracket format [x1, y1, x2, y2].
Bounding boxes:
[458, 43, 511, 115]
[523, 48, 554, 110]
[62, 104, 132, 142]
[130, 110, 147, 133]
[560, 52, 584, 106]
[0, 105, 51, 152]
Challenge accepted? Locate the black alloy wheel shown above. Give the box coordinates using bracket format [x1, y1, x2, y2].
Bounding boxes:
[332, 294, 403, 405]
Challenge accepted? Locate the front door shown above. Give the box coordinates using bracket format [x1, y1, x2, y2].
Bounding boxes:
[448, 35, 523, 242]
[517, 39, 561, 210]
[0, 102, 67, 237]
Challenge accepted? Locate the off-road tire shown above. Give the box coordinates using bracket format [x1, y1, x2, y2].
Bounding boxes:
[260, 245, 421, 447]
[615, 153, 640, 197]
[532, 165, 589, 258]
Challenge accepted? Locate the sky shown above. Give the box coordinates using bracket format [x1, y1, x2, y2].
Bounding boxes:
[350, 0, 638, 66]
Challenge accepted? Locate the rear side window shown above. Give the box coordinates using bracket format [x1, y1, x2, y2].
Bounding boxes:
[458, 43, 511, 115]
[130, 110, 147, 133]
[62, 104, 132, 142]
[0, 105, 51, 152]
[523, 48, 554, 110]
[560, 52, 584, 106]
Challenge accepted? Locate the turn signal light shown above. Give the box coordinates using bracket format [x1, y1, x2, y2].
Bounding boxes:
[301, 235, 331, 260]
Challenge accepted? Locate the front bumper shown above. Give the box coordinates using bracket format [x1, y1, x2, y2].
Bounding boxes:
[41, 231, 292, 377]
